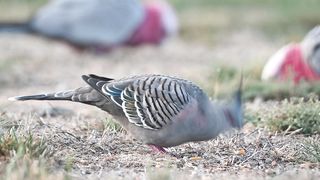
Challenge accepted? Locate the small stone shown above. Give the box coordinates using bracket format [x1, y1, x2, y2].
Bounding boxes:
[81, 170, 91, 174]
[300, 162, 317, 169]
[236, 148, 246, 156]
[265, 169, 275, 175]
[190, 156, 202, 161]
[265, 158, 272, 164]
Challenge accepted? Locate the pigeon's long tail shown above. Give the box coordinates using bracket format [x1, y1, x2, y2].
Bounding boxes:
[8, 90, 74, 101]
[0, 22, 33, 33]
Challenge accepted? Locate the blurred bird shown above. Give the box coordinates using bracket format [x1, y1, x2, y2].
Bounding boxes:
[261, 26, 320, 83]
[9, 74, 243, 153]
[0, 0, 178, 51]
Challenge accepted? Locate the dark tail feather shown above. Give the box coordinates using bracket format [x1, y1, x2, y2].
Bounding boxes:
[81, 74, 113, 96]
[8, 91, 74, 101]
[0, 22, 33, 33]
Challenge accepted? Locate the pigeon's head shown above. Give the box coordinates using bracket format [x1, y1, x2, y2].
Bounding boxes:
[222, 84, 243, 129]
[231, 88, 243, 129]
[224, 74, 243, 129]
[208, 77, 243, 130]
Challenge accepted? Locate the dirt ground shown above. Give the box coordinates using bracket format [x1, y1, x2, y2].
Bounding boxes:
[1, 30, 320, 179]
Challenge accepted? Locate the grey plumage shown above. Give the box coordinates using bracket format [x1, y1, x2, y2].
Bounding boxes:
[0, 0, 144, 46]
[9, 74, 243, 149]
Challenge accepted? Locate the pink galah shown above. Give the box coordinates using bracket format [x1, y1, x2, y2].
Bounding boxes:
[261, 26, 320, 83]
[127, 0, 179, 46]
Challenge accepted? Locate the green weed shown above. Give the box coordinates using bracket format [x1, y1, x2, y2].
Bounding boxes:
[302, 138, 320, 163]
[246, 97, 320, 135]
[103, 118, 124, 132]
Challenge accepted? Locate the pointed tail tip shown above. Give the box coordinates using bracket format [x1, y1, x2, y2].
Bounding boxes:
[8, 96, 19, 101]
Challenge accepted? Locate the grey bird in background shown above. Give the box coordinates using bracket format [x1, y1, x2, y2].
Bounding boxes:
[9, 74, 243, 153]
[0, 0, 178, 50]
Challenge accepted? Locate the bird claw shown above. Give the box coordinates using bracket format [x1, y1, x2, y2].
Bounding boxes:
[147, 145, 181, 158]
[148, 144, 167, 154]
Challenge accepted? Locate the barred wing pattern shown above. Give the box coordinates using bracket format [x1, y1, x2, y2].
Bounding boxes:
[83, 75, 192, 130]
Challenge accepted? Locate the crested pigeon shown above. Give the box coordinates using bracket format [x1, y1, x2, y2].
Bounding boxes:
[9, 74, 243, 152]
[0, 0, 178, 50]
[261, 25, 320, 83]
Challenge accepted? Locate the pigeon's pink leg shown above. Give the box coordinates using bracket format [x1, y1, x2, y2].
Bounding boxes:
[148, 144, 167, 153]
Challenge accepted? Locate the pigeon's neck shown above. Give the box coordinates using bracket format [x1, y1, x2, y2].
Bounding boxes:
[206, 101, 234, 138]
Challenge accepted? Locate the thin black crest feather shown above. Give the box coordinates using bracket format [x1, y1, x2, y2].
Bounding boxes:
[88, 74, 114, 81]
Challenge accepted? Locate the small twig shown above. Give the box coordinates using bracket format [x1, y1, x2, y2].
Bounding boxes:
[284, 125, 293, 135]
[57, 129, 80, 141]
[289, 128, 303, 135]
[244, 128, 259, 137]
[238, 150, 260, 165]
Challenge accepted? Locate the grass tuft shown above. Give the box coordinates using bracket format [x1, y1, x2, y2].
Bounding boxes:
[0, 114, 56, 179]
[301, 138, 320, 163]
[0, 129, 53, 180]
[103, 118, 124, 132]
[246, 96, 320, 135]
[266, 98, 320, 134]
[0, 128, 48, 159]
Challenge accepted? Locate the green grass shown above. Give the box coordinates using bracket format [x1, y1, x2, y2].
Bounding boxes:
[0, 129, 48, 158]
[302, 139, 320, 163]
[0, 114, 58, 179]
[103, 118, 124, 132]
[266, 97, 320, 134]
[246, 97, 320, 135]
[0, 129, 52, 179]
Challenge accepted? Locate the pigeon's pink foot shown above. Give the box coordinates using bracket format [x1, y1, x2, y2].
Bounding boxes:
[148, 144, 167, 154]
[148, 145, 181, 158]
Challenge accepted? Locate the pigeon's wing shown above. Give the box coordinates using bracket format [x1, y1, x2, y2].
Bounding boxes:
[82, 74, 192, 130]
